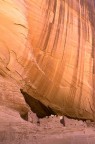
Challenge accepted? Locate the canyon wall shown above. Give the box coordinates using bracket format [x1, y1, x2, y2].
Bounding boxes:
[0, 0, 95, 120]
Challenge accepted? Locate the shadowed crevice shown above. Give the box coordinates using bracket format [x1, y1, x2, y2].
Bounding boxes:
[20, 89, 56, 119]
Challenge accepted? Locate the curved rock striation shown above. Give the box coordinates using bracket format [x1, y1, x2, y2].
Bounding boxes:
[0, 0, 95, 120]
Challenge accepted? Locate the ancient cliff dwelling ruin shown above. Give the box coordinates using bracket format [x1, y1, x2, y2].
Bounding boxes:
[0, 0, 95, 143]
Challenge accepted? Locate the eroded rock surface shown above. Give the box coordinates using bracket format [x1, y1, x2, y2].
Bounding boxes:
[0, 0, 95, 121]
[0, 76, 29, 117]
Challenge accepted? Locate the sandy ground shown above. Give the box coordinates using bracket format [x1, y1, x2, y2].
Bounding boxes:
[0, 106, 95, 144]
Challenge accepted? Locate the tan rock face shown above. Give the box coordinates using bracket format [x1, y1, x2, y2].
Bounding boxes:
[0, 0, 95, 120]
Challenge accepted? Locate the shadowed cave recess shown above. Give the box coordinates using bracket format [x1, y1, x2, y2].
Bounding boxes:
[20, 89, 56, 120]
[20, 89, 90, 123]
